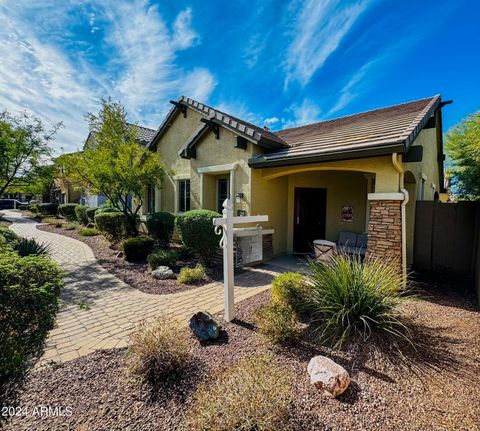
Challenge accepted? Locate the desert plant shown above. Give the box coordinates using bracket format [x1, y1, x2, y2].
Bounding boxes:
[185, 354, 292, 431]
[94, 212, 128, 242]
[58, 203, 78, 221]
[307, 253, 413, 348]
[12, 238, 50, 257]
[123, 236, 155, 262]
[79, 228, 100, 237]
[176, 210, 221, 266]
[64, 222, 78, 230]
[254, 302, 303, 344]
[74, 205, 89, 225]
[147, 248, 179, 269]
[0, 251, 63, 407]
[178, 264, 206, 285]
[128, 318, 191, 386]
[42, 217, 64, 228]
[271, 272, 309, 314]
[37, 202, 58, 216]
[0, 226, 19, 243]
[146, 212, 175, 244]
[85, 207, 98, 223]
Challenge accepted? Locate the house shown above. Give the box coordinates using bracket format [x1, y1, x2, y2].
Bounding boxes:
[79, 124, 157, 207]
[144, 95, 449, 277]
[51, 153, 82, 204]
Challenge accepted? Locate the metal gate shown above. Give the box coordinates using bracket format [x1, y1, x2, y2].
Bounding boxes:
[413, 201, 480, 275]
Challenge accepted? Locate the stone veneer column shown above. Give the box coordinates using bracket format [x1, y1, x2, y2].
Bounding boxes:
[366, 199, 402, 268]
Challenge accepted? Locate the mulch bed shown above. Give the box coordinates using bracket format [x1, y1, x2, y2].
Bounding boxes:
[5, 281, 480, 431]
[37, 223, 223, 295]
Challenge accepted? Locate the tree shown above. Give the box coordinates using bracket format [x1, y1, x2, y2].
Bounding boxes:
[0, 111, 60, 196]
[62, 100, 165, 235]
[445, 112, 480, 200]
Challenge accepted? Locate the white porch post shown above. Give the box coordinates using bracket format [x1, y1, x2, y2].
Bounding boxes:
[223, 199, 234, 321]
[199, 173, 204, 208]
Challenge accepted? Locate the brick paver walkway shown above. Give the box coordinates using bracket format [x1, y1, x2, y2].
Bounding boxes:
[3, 211, 274, 364]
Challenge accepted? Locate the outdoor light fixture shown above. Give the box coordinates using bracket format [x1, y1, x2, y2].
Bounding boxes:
[235, 192, 244, 203]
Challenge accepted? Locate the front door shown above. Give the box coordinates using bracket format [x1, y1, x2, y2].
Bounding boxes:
[293, 188, 327, 253]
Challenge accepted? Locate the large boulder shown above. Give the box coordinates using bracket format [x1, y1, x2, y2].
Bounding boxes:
[307, 355, 350, 398]
[151, 266, 175, 280]
[189, 311, 220, 341]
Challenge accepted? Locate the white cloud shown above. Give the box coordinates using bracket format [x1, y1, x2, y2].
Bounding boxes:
[283, 98, 322, 128]
[284, 0, 371, 88]
[0, 1, 216, 153]
[264, 117, 280, 125]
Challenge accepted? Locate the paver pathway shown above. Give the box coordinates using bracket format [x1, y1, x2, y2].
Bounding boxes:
[3, 211, 274, 364]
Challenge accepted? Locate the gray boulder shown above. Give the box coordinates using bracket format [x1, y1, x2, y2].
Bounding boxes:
[189, 311, 220, 341]
[151, 266, 175, 280]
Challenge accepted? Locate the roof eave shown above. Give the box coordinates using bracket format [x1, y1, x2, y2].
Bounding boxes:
[248, 143, 406, 169]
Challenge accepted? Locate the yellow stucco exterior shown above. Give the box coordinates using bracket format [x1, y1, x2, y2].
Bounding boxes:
[149, 105, 442, 260]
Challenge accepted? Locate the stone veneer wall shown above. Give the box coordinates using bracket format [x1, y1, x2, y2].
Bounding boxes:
[366, 200, 402, 268]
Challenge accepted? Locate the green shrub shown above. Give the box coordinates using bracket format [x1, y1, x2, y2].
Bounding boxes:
[271, 272, 309, 314]
[42, 217, 64, 228]
[146, 212, 175, 244]
[123, 236, 155, 262]
[254, 302, 303, 344]
[74, 205, 89, 225]
[147, 248, 179, 269]
[96, 206, 121, 215]
[0, 226, 19, 243]
[94, 212, 128, 242]
[27, 203, 38, 213]
[85, 207, 98, 223]
[128, 318, 191, 386]
[307, 253, 412, 348]
[0, 251, 63, 407]
[177, 245, 194, 260]
[58, 203, 78, 221]
[178, 264, 206, 285]
[64, 222, 77, 230]
[185, 354, 292, 431]
[79, 228, 100, 237]
[12, 238, 50, 257]
[37, 203, 58, 216]
[176, 210, 221, 266]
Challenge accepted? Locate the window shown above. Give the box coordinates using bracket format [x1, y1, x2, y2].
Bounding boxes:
[178, 179, 190, 212]
[217, 178, 229, 212]
[147, 184, 155, 213]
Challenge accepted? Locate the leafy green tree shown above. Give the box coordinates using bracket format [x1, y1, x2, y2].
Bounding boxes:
[0, 111, 60, 196]
[62, 100, 165, 235]
[445, 112, 480, 200]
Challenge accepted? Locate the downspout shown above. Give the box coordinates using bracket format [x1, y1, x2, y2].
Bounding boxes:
[392, 153, 409, 285]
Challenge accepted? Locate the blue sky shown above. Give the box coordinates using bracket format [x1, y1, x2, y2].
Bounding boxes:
[0, 0, 478, 153]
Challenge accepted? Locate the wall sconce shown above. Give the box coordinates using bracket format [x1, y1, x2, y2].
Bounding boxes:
[235, 192, 244, 203]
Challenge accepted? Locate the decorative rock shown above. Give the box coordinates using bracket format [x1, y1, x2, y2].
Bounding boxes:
[151, 266, 175, 280]
[189, 311, 220, 341]
[307, 355, 350, 398]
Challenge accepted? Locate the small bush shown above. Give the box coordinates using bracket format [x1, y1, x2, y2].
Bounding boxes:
[42, 217, 64, 228]
[27, 203, 38, 213]
[18, 204, 28, 211]
[74, 205, 89, 225]
[79, 228, 100, 237]
[254, 302, 303, 344]
[176, 210, 221, 266]
[95, 206, 121, 215]
[123, 236, 155, 262]
[85, 207, 98, 223]
[308, 253, 412, 348]
[12, 238, 50, 257]
[146, 212, 175, 244]
[0, 226, 19, 243]
[177, 245, 194, 260]
[148, 248, 179, 269]
[271, 272, 309, 314]
[128, 318, 191, 386]
[178, 264, 206, 285]
[37, 203, 58, 216]
[0, 252, 63, 407]
[58, 203, 78, 221]
[185, 354, 292, 431]
[94, 212, 128, 242]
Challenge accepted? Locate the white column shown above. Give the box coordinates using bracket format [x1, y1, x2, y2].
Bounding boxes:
[199, 173, 204, 208]
[223, 199, 235, 322]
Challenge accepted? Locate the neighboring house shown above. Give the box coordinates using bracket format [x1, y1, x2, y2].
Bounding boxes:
[80, 123, 157, 208]
[144, 95, 449, 275]
[51, 153, 81, 204]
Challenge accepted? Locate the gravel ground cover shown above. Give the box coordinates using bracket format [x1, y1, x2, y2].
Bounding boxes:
[37, 223, 222, 295]
[4, 279, 480, 431]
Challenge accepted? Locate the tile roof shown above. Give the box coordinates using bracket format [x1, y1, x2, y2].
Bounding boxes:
[126, 123, 157, 146]
[148, 96, 288, 151]
[249, 95, 441, 167]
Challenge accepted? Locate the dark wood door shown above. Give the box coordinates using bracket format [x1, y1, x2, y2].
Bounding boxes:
[293, 188, 327, 253]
